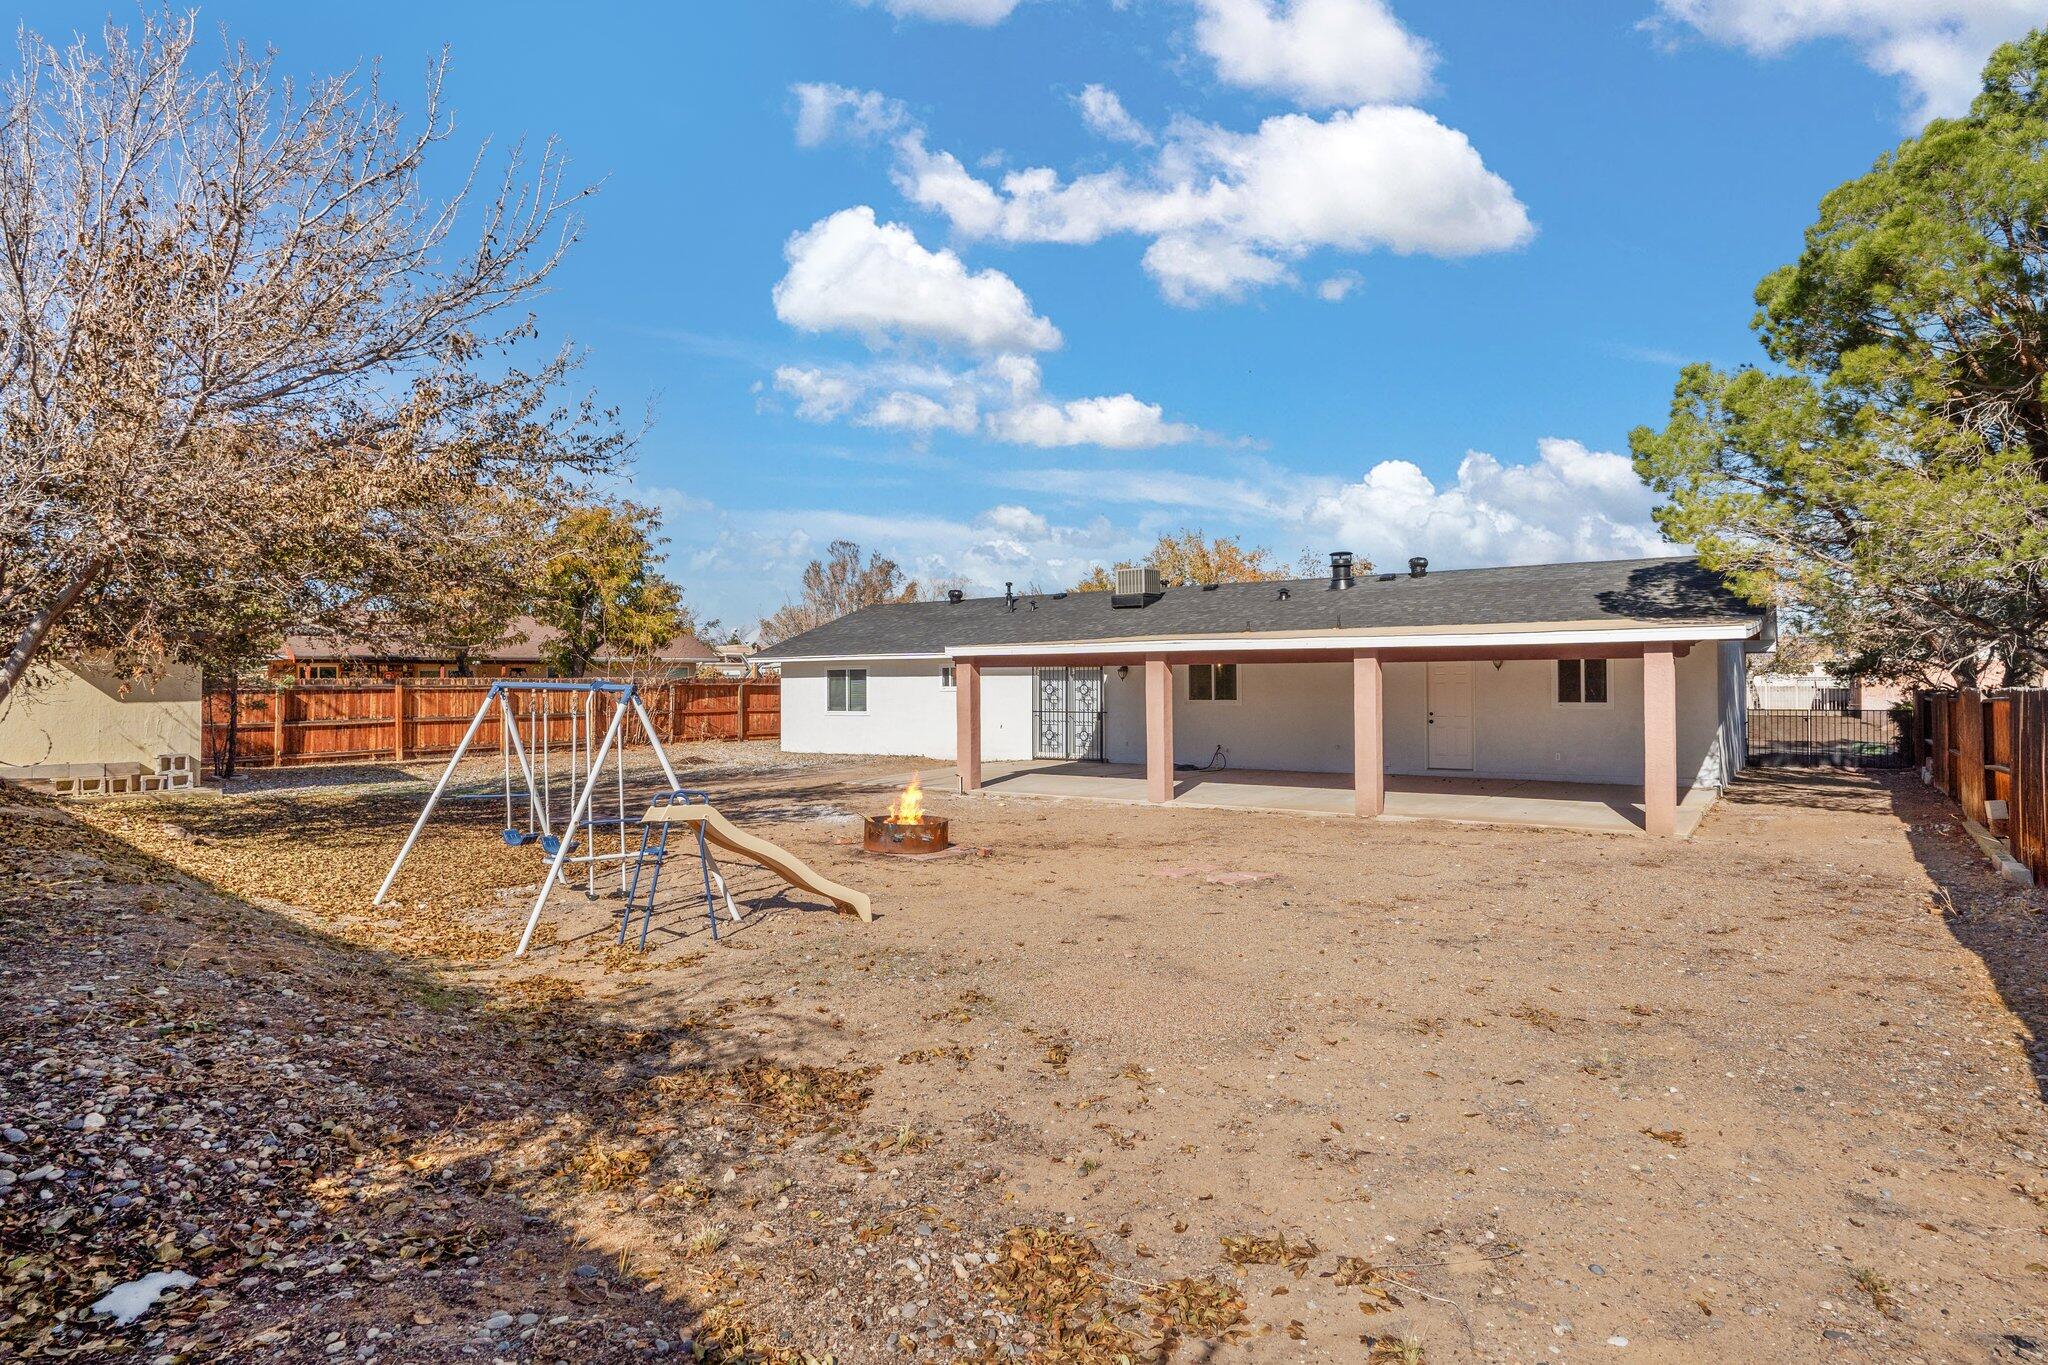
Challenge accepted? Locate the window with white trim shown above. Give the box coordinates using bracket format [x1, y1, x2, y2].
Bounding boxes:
[1188, 663, 1238, 702]
[827, 667, 868, 713]
[1556, 658, 1609, 705]
[940, 666, 956, 689]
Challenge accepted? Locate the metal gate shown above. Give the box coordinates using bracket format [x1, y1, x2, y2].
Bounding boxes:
[1033, 667, 1106, 761]
[1745, 708, 1914, 770]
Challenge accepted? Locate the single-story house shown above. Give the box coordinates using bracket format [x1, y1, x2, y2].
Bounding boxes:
[270, 616, 719, 681]
[754, 554, 1775, 835]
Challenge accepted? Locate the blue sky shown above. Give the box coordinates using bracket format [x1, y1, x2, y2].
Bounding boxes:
[21, 1, 2040, 633]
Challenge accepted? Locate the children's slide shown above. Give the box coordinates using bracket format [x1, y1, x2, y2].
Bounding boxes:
[643, 803, 873, 922]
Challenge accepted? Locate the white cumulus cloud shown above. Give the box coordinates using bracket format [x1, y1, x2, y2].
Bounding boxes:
[1317, 270, 1362, 301]
[769, 351, 1210, 450]
[792, 83, 909, 147]
[772, 206, 1062, 353]
[1192, 0, 1438, 107]
[1075, 84, 1155, 145]
[772, 365, 861, 421]
[1306, 438, 1674, 568]
[988, 394, 1202, 449]
[889, 101, 1532, 304]
[1651, 0, 2042, 123]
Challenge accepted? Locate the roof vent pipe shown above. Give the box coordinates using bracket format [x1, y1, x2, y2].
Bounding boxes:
[947, 588, 964, 604]
[1408, 557, 1428, 578]
[1328, 550, 1355, 591]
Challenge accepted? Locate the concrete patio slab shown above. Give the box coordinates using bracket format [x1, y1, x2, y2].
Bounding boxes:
[924, 759, 1714, 836]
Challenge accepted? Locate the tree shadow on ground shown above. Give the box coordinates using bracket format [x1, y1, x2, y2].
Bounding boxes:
[1, 789, 855, 1361]
[1876, 773, 2048, 1105]
[1718, 767, 1908, 816]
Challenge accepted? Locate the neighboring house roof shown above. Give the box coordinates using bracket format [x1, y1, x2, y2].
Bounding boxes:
[277, 615, 716, 667]
[755, 555, 1766, 661]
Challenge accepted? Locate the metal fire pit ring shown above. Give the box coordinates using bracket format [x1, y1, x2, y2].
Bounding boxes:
[862, 815, 951, 856]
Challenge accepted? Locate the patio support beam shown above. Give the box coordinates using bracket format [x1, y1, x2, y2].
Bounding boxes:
[1352, 650, 1384, 817]
[1145, 655, 1174, 804]
[1642, 643, 1677, 836]
[955, 659, 982, 794]
[1351, 650, 1384, 810]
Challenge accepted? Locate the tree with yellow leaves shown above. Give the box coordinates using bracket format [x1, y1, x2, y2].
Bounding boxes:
[1072, 531, 1344, 591]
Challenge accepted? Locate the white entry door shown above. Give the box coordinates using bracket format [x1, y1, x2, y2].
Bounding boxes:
[1426, 662, 1474, 769]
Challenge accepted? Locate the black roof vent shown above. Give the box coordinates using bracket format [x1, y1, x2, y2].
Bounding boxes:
[947, 588, 964, 604]
[1408, 557, 1429, 578]
[1328, 550, 1355, 591]
[1378, 573, 1396, 582]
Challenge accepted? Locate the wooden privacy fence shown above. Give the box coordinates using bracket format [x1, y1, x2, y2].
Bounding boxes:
[204, 677, 780, 769]
[1915, 689, 2046, 883]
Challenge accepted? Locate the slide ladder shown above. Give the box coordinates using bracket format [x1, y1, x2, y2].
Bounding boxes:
[619, 792, 873, 948]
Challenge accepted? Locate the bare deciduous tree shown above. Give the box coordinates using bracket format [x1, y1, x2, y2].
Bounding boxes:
[756, 540, 922, 646]
[0, 11, 623, 704]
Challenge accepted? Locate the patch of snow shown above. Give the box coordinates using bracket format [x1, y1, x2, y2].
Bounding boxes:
[90, 1271, 196, 1326]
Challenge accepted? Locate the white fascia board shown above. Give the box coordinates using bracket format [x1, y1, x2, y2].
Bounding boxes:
[756, 651, 951, 665]
[946, 621, 1762, 660]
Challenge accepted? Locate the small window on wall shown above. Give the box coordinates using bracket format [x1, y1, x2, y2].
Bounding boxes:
[1557, 658, 1609, 705]
[940, 666, 956, 689]
[1188, 663, 1238, 701]
[827, 667, 868, 713]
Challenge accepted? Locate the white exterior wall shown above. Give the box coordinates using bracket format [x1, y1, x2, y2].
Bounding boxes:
[1106, 649, 1733, 786]
[786, 647, 1740, 788]
[778, 660, 1035, 761]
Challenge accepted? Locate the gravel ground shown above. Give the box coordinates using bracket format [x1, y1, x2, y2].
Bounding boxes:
[9, 758, 2048, 1363]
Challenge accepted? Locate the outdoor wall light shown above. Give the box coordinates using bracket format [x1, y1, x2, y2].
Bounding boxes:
[1117, 664, 1130, 680]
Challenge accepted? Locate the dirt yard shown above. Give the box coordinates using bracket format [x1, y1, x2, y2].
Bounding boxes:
[6, 744, 2047, 1363]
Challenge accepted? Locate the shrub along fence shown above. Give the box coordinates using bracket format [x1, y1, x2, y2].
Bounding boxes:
[203, 677, 779, 770]
[1915, 689, 2046, 884]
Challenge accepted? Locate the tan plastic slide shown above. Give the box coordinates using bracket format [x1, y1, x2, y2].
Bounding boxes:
[643, 802, 872, 922]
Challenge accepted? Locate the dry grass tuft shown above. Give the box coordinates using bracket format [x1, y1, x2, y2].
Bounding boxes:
[1850, 1266, 1901, 1319]
[1364, 1335, 1428, 1364]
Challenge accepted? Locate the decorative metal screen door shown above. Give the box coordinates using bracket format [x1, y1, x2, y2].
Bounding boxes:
[1033, 667, 1106, 761]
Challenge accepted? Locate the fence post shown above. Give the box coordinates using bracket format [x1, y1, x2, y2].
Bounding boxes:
[271, 687, 287, 766]
[667, 682, 678, 742]
[392, 680, 407, 761]
[735, 681, 749, 741]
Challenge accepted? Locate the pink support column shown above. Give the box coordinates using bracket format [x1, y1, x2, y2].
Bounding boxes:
[955, 659, 982, 793]
[1352, 650, 1384, 817]
[1145, 656, 1175, 804]
[1642, 643, 1677, 836]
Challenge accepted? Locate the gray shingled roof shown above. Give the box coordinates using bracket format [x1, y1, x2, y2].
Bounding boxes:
[755, 555, 1763, 659]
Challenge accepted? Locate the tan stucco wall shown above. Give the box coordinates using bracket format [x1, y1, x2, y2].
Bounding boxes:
[0, 662, 203, 769]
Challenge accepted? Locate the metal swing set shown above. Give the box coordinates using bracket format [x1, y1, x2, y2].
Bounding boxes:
[371, 680, 739, 956]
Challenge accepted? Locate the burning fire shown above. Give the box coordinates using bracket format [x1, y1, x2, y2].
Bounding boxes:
[886, 771, 927, 824]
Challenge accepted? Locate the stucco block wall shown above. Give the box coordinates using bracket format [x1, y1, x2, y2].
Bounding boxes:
[0, 662, 203, 769]
[779, 660, 1034, 761]
[1103, 650, 1732, 787]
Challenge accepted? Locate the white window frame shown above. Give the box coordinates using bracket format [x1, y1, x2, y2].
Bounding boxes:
[1553, 657, 1612, 708]
[1187, 662, 1239, 702]
[827, 667, 868, 714]
[940, 665, 956, 690]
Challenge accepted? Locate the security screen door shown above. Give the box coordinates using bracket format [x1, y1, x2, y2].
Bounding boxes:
[1032, 667, 1106, 761]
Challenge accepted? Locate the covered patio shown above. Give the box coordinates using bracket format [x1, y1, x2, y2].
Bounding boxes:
[957, 758, 1718, 837]
[952, 639, 1707, 836]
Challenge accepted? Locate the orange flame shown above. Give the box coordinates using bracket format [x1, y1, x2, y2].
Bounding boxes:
[887, 771, 926, 824]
